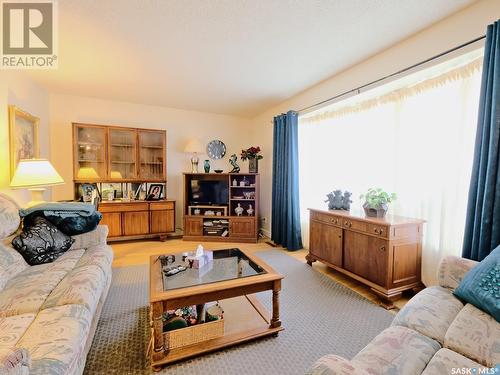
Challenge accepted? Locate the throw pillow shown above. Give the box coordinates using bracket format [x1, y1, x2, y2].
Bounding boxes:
[11, 216, 75, 265]
[454, 245, 500, 322]
[23, 211, 102, 236]
[0, 194, 21, 240]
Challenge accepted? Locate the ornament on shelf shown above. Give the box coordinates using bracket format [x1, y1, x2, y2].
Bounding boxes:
[235, 203, 244, 216]
[229, 154, 240, 173]
[204, 160, 210, 173]
[246, 204, 254, 216]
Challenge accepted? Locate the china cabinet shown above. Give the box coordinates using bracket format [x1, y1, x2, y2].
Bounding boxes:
[73, 123, 166, 182]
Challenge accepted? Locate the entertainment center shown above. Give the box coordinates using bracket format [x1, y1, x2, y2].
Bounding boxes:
[183, 173, 259, 243]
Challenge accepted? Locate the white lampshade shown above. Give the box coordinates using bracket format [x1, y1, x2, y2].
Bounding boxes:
[77, 167, 99, 180]
[110, 170, 123, 179]
[184, 138, 203, 153]
[10, 159, 64, 189]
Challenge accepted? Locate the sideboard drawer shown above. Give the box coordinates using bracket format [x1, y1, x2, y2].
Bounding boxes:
[311, 211, 342, 226]
[150, 201, 175, 211]
[342, 218, 368, 233]
[368, 224, 389, 238]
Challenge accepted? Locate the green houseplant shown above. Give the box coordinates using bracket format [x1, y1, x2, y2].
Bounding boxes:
[360, 188, 396, 218]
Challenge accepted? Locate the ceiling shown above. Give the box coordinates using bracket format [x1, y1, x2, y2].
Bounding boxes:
[29, 0, 477, 117]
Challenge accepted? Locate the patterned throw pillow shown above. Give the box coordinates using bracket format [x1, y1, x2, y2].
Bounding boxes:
[11, 216, 75, 265]
[454, 245, 500, 322]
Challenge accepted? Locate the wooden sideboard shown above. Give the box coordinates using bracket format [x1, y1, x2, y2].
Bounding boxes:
[306, 208, 425, 308]
[99, 200, 175, 241]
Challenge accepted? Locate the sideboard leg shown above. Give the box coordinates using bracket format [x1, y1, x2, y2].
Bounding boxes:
[370, 288, 402, 310]
[305, 253, 316, 266]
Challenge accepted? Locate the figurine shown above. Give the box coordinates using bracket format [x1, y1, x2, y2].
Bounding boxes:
[235, 203, 243, 216]
[325, 189, 352, 210]
[332, 190, 343, 209]
[246, 204, 254, 216]
[342, 191, 352, 211]
[232, 178, 238, 186]
[229, 154, 240, 173]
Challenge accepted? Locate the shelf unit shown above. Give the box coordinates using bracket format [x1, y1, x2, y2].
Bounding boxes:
[183, 173, 259, 243]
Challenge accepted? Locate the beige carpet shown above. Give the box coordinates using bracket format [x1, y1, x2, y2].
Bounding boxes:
[83, 250, 393, 374]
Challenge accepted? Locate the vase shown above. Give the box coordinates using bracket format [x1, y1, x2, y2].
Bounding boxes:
[249, 158, 258, 173]
[204, 160, 210, 173]
[363, 202, 388, 218]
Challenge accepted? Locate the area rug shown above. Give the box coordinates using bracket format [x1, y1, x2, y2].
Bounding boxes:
[83, 250, 393, 374]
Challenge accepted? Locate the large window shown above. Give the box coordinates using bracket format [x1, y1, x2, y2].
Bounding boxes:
[298, 49, 483, 285]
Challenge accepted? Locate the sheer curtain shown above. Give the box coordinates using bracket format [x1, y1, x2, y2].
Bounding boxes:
[298, 50, 483, 286]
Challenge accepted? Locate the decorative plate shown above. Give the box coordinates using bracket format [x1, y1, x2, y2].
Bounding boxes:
[207, 140, 226, 160]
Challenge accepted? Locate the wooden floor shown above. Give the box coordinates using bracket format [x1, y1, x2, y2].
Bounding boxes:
[111, 238, 410, 311]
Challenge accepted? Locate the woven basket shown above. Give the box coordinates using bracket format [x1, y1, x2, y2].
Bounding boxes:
[163, 318, 224, 350]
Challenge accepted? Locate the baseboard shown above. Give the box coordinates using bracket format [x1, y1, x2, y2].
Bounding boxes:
[259, 228, 271, 239]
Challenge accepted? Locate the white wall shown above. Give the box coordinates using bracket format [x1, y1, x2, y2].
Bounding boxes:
[0, 71, 50, 206]
[250, 0, 500, 237]
[49, 94, 252, 228]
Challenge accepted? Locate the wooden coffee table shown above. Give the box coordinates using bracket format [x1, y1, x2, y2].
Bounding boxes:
[149, 248, 284, 371]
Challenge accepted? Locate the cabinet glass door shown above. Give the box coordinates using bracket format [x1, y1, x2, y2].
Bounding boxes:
[139, 130, 164, 180]
[109, 128, 137, 180]
[75, 125, 107, 180]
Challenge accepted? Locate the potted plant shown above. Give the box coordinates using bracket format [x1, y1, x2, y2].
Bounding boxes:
[240, 146, 263, 173]
[360, 188, 396, 218]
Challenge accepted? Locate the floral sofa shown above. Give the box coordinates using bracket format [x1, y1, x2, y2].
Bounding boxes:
[308, 256, 500, 374]
[0, 194, 113, 375]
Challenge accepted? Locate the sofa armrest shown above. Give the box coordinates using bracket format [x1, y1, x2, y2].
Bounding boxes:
[69, 225, 109, 250]
[0, 347, 30, 375]
[306, 355, 369, 375]
[438, 255, 478, 290]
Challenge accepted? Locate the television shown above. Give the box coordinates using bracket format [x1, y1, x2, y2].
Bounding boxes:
[189, 179, 228, 205]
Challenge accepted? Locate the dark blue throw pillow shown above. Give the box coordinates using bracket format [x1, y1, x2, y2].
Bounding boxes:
[23, 211, 102, 236]
[454, 245, 500, 322]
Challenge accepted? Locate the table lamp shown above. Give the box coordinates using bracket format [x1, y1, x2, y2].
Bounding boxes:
[184, 138, 203, 173]
[10, 159, 65, 207]
[77, 166, 99, 180]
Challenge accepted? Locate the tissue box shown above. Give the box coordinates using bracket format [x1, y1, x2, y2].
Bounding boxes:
[186, 251, 213, 269]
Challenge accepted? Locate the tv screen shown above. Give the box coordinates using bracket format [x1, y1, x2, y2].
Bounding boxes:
[189, 180, 228, 205]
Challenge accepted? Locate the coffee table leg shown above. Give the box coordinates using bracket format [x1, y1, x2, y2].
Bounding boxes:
[151, 301, 165, 363]
[271, 280, 281, 328]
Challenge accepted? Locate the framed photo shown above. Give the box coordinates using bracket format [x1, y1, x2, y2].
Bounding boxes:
[147, 184, 164, 200]
[9, 105, 40, 178]
[80, 183, 101, 208]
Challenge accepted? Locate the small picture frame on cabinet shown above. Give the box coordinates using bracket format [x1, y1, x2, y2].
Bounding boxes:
[147, 184, 164, 200]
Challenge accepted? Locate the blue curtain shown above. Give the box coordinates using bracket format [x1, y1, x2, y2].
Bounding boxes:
[462, 20, 500, 261]
[271, 111, 303, 251]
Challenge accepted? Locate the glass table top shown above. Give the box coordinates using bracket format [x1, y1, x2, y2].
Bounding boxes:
[160, 248, 267, 291]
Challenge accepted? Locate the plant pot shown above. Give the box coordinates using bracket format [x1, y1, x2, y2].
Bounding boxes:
[363, 202, 388, 218]
[248, 158, 258, 173]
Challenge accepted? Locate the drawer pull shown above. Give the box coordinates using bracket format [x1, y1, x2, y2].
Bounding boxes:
[379, 246, 386, 251]
[330, 218, 338, 224]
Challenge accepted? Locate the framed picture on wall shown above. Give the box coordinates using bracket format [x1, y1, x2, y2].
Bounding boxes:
[9, 105, 40, 178]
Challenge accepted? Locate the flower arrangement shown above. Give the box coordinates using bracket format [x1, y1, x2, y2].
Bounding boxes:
[240, 146, 263, 161]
